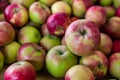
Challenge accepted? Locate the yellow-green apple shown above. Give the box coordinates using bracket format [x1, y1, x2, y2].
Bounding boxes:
[79, 51, 108, 78]
[99, 0, 112, 6]
[47, 12, 71, 37]
[18, 26, 41, 44]
[17, 43, 46, 71]
[0, 51, 4, 70]
[112, 40, 120, 53]
[2, 41, 21, 64]
[102, 17, 120, 39]
[65, 65, 95, 80]
[4, 3, 28, 27]
[29, 1, 51, 25]
[85, 6, 106, 28]
[0, 0, 9, 13]
[103, 6, 115, 18]
[116, 8, 120, 17]
[109, 52, 120, 79]
[40, 34, 61, 51]
[39, 0, 57, 7]
[40, 24, 50, 36]
[51, 1, 72, 15]
[46, 45, 78, 78]
[65, 19, 100, 56]
[0, 21, 15, 46]
[4, 61, 36, 80]
[0, 13, 5, 21]
[62, 0, 73, 5]
[113, 0, 120, 9]
[72, 0, 87, 18]
[98, 33, 113, 56]
[8, 0, 35, 8]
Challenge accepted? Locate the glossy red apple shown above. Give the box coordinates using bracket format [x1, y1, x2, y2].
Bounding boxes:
[65, 19, 100, 56]
[4, 61, 36, 80]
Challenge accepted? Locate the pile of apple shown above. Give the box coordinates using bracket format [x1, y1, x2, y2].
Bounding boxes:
[1, 0, 120, 80]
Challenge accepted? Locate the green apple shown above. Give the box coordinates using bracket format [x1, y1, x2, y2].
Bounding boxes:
[18, 25, 41, 44]
[40, 34, 61, 51]
[8, 0, 35, 8]
[0, 51, 4, 70]
[29, 1, 51, 25]
[62, 0, 73, 5]
[0, 13, 5, 21]
[113, 0, 120, 9]
[99, 0, 112, 6]
[46, 45, 78, 78]
[2, 41, 21, 64]
[39, 0, 57, 6]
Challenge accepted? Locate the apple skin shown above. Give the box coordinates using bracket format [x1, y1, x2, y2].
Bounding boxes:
[72, 0, 86, 18]
[102, 17, 120, 39]
[0, 21, 15, 46]
[79, 51, 108, 78]
[4, 61, 36, 80]
[40, 34, 61, 51]
[4, 3, 28, 27]
[17, 43, 46, 71]
[46, 45, 78, 78]
[0, 0, 9, 13]
[2, 41, 21, 64]
[8, 0, 35, 8]
[98, 33, 113, 56]
[40, 24, 50, 36]
[99, 0, 112, 6]
[113, 0, 120, 9]
[116, 8, 120, 17]
[0, 51, 4, 70]
[65, 19, 100, 56]
[51, 1, 72, 15]
[47, 12, 71, 37]
[109, 52, 120, 79]
[0, 13, 5, 21]
[39, 0, 57, 7]
[29, 1, 51, 25]
[112, 40, 120, 53]
[85, 6, 106, 28]
[18, 26, 41, 44]
[65, 65, 95, 80]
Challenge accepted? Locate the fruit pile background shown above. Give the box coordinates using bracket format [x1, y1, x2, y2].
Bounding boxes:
[1, 0, 120, 80]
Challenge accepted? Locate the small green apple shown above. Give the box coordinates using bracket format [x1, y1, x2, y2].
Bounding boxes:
[39, 0, 57, 6]
[2, 41, 21, 64]
[0, 51, 4, 70]
[99, 0, 112, 6]
[18, 25, 41, 44]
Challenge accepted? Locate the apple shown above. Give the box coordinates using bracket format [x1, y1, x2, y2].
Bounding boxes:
[39, 0, 57, 7]
[40, 24, 50, 36]
[99, 0, 112, 6]
[109, 52, 120, 79]
[0, 0, 9, 13]
[98, 33, 113, 56]
[79, 51, 108, 78]
[72, 0, 87, 18]
[102, 16, 120, 39]
[18, 25, 41, 44]
[2, 41, 21, 64]
[116, 8, 120, 17]
[65, 65, 95, 80]
[112, 40, 120, 53]
[113, 0, 120, 9]
[85, 6, 107, 28]
[4, 61, 36, 80]
[61, 36, 66, 45]
[46, 45, 78, 78]
[40, 34, 61, 51]
[4, 3, 28, 27]
[103, 6, 115, 18]
[0, 13, 5, 21]
[0, 51, 4, 71]
[65, 19, 100, 56]
[47, 12, 71, 37]
[8, 0, 35, 8]
[29, 1, 51, 25]
[0, 21, 15, 46]
[51, 1, 72, 15]
[62, 0, 73, 5]
[83, 0, 93, 9]
[17, 43, 46, 71]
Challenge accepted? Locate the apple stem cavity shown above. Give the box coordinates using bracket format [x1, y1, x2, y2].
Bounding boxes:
[57, 50, 64, 55]
[80, 29, 87, 35]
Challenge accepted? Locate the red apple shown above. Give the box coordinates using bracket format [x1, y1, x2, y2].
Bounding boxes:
[4, 61, 36, 80]
[4, 3, 28, 27]
[112, 40, 120, 53]
[116, 8, 120, 17]
[17, 43, 46, 71]
[79, 51, 108, 78]
[47, 12, 71, 37]
[65, 65, 95, 80]
[85, 6, 107, 28]
[0, 21, 15, 46]
[65, 19, 100, 56]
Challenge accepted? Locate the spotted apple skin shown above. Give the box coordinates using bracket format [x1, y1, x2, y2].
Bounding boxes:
[65, 20, 100, 56]
[4, 3, 28, 27]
